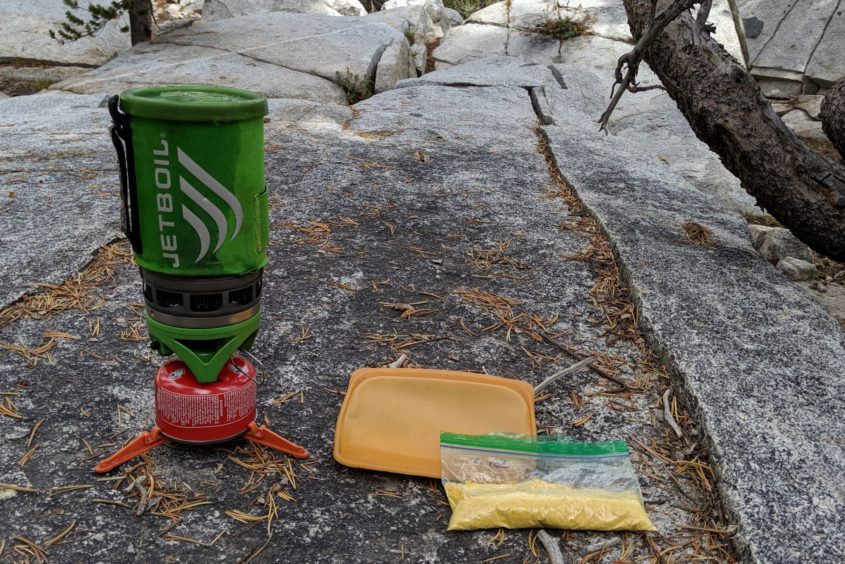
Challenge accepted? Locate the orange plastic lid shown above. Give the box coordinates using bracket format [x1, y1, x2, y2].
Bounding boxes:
[333, 368, 536, 478]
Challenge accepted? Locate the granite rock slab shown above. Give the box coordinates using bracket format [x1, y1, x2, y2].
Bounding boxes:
[466, 0, 631, 42]
[159, 12, 409, 85]
[555, 34, 629, 73]
[367, 5, 442, 42]
[594, 74, 764, 216]
[397, 55, 553, 88]
[557, 0, 633, 43]
[203, 0, 368, 18]
[776, 257, 817, 281]
[756, 76, 804, 99]
[794, 94, 825, 119]
[0, 92, 122, 306]
[750, 224, 814, 263]
[505, 29, 561, 60]
[532, 46, 763, 214]
[751, 0, 838, 75]
[541, 63, 845, 563]
[737, 0, 845, 88]
[0, 79, 691, 563]
[0, 65, 89, 87]
[431, 22, 509, 66]
[781, 109, 829, 142]
[443, 7, 463, 26]
[367, 5, 442, 73]
[381, 0, 449, 30]
[505, 0, 567, 32]
[203, 0, 344, 19]
[804, 4, 845, 87]
[737, 0, 798, 64]
[0, 0, 130, 66]
[2, 54, 843, 564]
[352, 81, 539, 149]
[459, 0, 741, 57]
[52, 42, 348, 103]
[417, 55, 762, 215]
[465, 0, 508, 27]
[373, 37, 416, 92]
[324, 0, 368, 16]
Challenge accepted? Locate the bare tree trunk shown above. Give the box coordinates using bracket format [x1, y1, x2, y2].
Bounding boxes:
[623, 0, 845, 261]
[821, 79, 845, 161]
[129, 0, 152, 45]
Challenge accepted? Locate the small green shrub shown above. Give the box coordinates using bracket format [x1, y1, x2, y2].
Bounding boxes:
[335, 70, 374, 105]
[30, 79, 53, 92]
[403, 23, 417, 44]
[443, 0, 500, 20]
[0, 75, 55, 97]
[533, 15, 589, 40]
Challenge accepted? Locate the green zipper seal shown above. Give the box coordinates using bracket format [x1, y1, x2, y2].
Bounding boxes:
[440, 433, 628, 456]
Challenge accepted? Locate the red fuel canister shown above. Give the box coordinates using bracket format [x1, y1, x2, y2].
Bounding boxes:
[154, 356, 256, 444]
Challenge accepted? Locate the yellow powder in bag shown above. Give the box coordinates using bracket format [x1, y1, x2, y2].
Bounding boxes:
[444, 478, 656, 531]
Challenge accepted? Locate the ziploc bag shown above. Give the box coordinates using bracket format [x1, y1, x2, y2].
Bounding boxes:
[440, 433, 656, 531]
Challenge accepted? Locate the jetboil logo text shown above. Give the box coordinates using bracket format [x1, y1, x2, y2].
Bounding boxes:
[153, 134, 243, 268]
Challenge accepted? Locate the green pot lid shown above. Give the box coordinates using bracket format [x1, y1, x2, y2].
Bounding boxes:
[119, 84, 268, 122]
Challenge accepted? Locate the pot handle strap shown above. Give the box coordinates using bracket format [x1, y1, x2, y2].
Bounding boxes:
[108, 95, 143, 254]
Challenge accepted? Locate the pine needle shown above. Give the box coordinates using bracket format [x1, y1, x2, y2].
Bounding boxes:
[44, 520, 76, 546]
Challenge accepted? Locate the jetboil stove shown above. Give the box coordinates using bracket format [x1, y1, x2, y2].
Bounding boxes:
[95, 85, 307, 473]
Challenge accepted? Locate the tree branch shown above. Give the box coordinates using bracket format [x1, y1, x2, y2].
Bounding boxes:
[605, 0, 845, 260]
[598, 0, 696, 132]
[821, 79, 845, 160]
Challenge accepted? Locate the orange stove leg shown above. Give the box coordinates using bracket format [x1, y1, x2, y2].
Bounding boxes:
[94, 426, 168, 474]
[244, 422, 309, 459]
